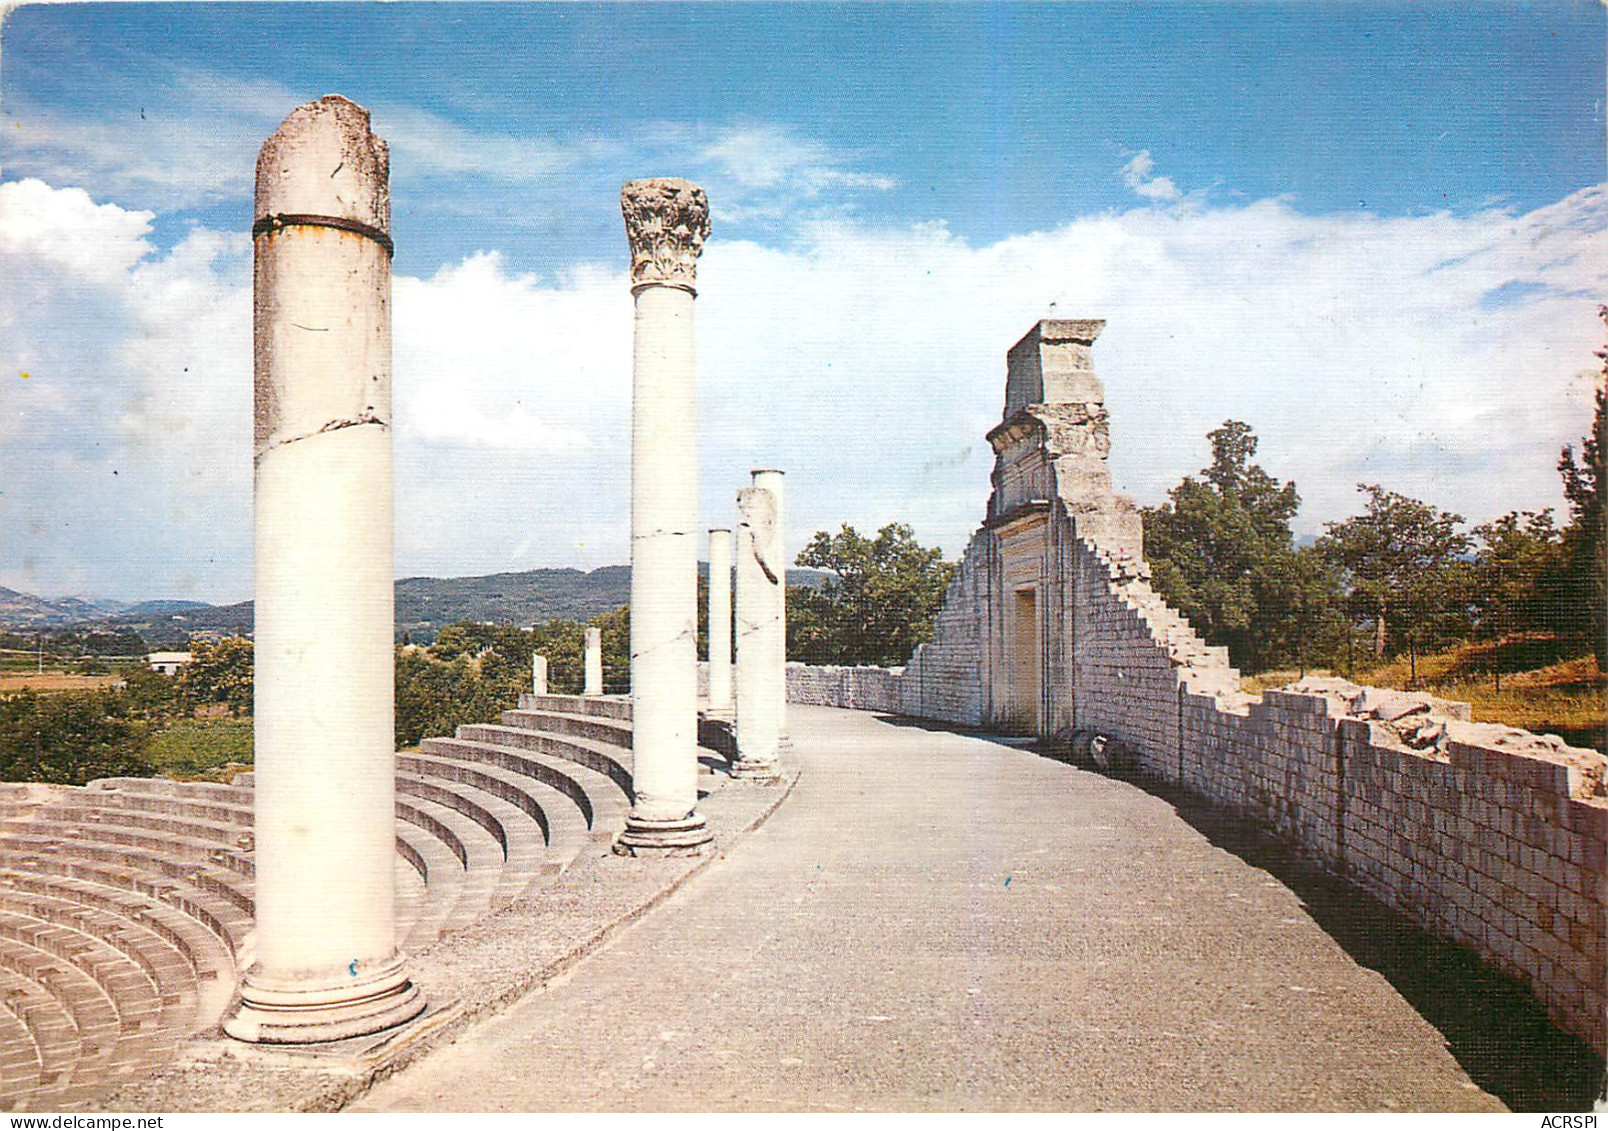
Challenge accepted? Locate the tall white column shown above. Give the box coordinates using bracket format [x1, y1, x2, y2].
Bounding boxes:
[707, 528, 733, 711]
[532, 653, 548, 696]
[584, 626, 604, 696]
[750, 469, 788, 742]
[614, 178, 713, 856]
[226, 96, 423, 1043]
[734, 486, 782, 781]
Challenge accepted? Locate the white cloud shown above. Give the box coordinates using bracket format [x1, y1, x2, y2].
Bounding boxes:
[3, 174, 1603, 602]
[1121, 149, 1182, 203]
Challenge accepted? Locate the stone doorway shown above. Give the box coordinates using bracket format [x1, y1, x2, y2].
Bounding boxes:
[1009, 587, 1040, 734]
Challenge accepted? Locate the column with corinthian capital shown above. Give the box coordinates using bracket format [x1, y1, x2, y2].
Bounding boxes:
[613, 178, 714, 855]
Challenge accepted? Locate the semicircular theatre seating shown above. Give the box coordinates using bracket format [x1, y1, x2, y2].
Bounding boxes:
[0, 692, 675, 1111]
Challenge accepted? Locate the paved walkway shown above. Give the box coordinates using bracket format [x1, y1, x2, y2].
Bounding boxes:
[356, 705, 1504, 1112]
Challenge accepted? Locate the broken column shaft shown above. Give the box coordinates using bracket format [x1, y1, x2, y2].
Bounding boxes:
[750, 469, 788, 741]
[226, 96, 423, 1043]
[613, 178, 713, 855]
[706, 528, 733, 711]
[734, 486, 782, 780]
[584, 626, 604, 696]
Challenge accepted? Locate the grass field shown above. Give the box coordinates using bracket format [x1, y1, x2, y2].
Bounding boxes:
[147, 718, 253, 782]
[1244, 636, 1606, 752]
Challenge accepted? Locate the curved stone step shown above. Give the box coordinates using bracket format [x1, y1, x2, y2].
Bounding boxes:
[0, 852, 252, 964]
[0, 936, 118, 1103]
[66, 786, 252, 832]
[0, 834, 252, 920]
[423, 735, 629, 838]
[26, 800, 256, 857]
[394, 821, 466, 953]
[463, 723, 634, 801]
[519, 693, 633, 723]
[393, 855, 428, 943]
[17, 811, 253, 883]
[402, 750, 586, 904]
[495, 708, 633, 751]
[393, 774, 519, 931]
[0, 892, 199, 1040]
[0, 872, 235, 1024]
[0, 965, 61, 1103]
[0, 922, 170, 1107]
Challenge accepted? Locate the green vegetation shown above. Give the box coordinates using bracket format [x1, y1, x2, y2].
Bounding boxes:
[0, 691, 154, 784]
[146, 718, 253, 781]
[177, 636, 254, 715]
[1147, 317, 1606, 747]
[394, 611, 629, 746]
[786, 523, 955, 668]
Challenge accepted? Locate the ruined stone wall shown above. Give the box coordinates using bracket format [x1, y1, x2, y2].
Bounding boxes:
[785, 663, 904, 713]
[1174, 669, 1608, 1051]
[898, 534, 991, 725]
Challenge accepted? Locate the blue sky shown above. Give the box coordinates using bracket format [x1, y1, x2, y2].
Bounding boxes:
[1, 2, 1604, 601]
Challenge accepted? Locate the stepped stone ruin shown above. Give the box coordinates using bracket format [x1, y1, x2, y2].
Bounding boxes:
[784, 316, 1608, 1059]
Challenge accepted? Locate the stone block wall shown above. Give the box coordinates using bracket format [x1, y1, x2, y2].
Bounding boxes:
[786, 663, 904, 713]
[1066, 531, 1607, 1052]
[899, 534, 990, 725]
[1339, 721, 1606, 1049]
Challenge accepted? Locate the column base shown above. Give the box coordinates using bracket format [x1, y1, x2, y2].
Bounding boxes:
[223, 955, 425, 1044]
[730, 756, 782, 783]
[613, 812, 713, 857]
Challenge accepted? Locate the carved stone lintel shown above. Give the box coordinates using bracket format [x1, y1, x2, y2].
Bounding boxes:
[621, 178, 711, 293]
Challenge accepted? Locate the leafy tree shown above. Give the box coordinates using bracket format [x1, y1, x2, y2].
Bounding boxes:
[788, 523, 953, 667]
[1317, 485, 1473, 684]
[589, 606, 631, 694]
[393, 611, 631, 746]
[1142, 420, 1331, 672]
[1557, 310, 1607, 668]
[0, 691, 154, 785]
[1470, 509, 1567, 661]
[178, 637, 254, 715]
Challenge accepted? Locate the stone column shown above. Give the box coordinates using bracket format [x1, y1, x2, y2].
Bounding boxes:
[614, 178, 713, 855]
[734, 486, 782, 780]
[584, 627, 604, 696]
[706, 528, 734, 711]
[532, 653, 548, 696]
[226, 96, 423, 1043]
[750, 469, 788, 742]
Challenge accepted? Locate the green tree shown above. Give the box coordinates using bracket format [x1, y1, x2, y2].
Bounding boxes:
[589, 606, 631, 694]
[1317, 485, 1473, 684]
[1470, 509, 1566, 643]
[178, 637, 254, 715]
[788, 523, 953, 667]
[1142, 420, 1332, 672]
[1557, 311, 1607, 667]
[0, 691, 154, 785]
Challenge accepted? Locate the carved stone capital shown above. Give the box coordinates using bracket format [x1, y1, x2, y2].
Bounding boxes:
[621, 178, 711, 293]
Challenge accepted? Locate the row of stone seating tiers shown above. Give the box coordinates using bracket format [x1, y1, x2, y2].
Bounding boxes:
[0, 693, 696, 1110]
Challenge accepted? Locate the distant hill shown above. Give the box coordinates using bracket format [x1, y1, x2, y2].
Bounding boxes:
[3, 565, 831, 647]
[0, 587, 123, 629]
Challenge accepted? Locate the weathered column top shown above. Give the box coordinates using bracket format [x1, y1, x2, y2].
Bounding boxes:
[621, 177, 711, 294]
[256, 95, 391, 246]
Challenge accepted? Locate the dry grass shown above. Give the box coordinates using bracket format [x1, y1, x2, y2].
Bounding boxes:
[0, 673, 125, 695]
[1240, 637, 1605, 752]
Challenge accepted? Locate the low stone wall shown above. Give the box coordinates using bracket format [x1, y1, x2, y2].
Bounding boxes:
[786, 663, 904, 714]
